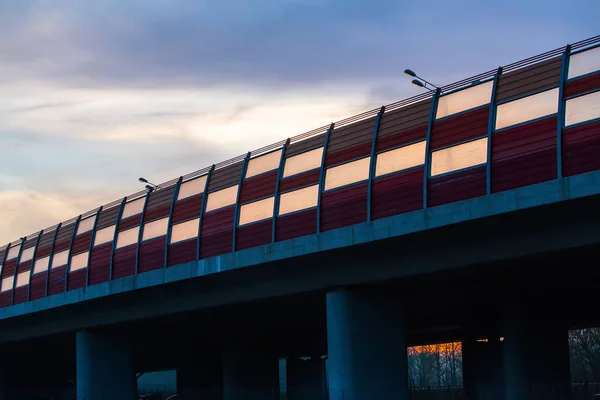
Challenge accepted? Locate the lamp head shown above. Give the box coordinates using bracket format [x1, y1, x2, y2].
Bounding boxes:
[404, 69, 417, 77]
[139, 177, 148, 184]
[411, 79, 425, 88]
[145, 185, 154, 192]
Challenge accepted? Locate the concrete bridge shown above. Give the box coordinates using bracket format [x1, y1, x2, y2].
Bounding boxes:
[0, 35, 599, 399]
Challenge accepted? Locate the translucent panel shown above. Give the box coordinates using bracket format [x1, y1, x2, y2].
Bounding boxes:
[6, 245, 20, 260]
[77, 215, 96, 235]
[278, 185, 319, 216]
[436, 80, 494, 119]
[70, 251, 89, 272]
[170, 219, 199, 244]
[568, 46, 600, 79]
[246, 150, 282, 179]
[94, 225, 115, 246]
[16, 271, 30, 287]
[206, 185, 239, 212]
[51, 250, 70, 268]
[142, 218, 169, 241]
[565, 91, 600, 126]
[431, 138, 488, 176]
[495, 88, 559, 130]
[239, 197, 275, 226]
[324, 157, 370, 191]
[116, 226, 140, 249]
[1, 276, 13, 292]
[177, 175, 208, 201]
[33, 256, 50, 274]
[283, 148, 324, 178]
[19, 246, 35, 263]
[375, 141, 426, 177]
[121, 197, 145, 219]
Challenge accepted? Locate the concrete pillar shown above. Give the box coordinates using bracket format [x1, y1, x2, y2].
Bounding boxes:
[0, 368, 8, 400]
[287, 357, 326, 400]
[462, 337, 504, 400]
[222, 344, 279, 400]
[76, 331, 136, 400]
[326, 289, 408, 400]
[503, 303, 571, 400]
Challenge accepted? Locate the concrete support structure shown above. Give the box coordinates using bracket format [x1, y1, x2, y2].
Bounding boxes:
[76, 331, 136, 400]
[462, 337, 504, 400]
[326, 289, 408, 400]
[222, 343, 279, 400]
[287, 357, 326, 400]
[0, 368, 8, 400]
[177, 355, 223, 400]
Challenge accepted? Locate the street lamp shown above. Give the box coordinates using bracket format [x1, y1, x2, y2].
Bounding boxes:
[139, 177, 159, 192]
[404, 68, 441, 92]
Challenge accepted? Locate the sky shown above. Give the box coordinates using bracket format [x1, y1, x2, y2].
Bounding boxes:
[0, 0, 598, 244]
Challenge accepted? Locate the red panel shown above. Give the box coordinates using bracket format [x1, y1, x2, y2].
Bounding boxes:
[492, 116, 557, 193]
[16, 261, 31, 273]
[118, 215, 140, 230]
[565, 72, 600, 98]
[321, 183, 368, 232]
[139, 237, 166, 273]
[1, 260, 16, 278]
[67, 269, 87, 291]
[371, 167, 424, 220]
[563, 120, 600, 177]
[30, 273, 47, 300]
[88, 243, 111, 285]
[239, 171, 277, 203]
[200, 206, 234, 257]
[71, 231, 92, 255]
[53, 239, 71, 253]
[0, 292, 11, 308]
[376, 125, 427, 152]
[144, 203, 171, 222]
[279, 170, 320, 192]
[112, 246, 137, 279]
[13, 286, 28, 304]
[236, 220, 272, 251]
[326, 142, 372, 167]
[276, 208, 317, 242]
[202, 206, 235, 235]
[171, 195, 203, 224]
[35, 246, 51, 258]
[47, 266, 67, 296]
[428, 166, 486, 207]
[430, 107, 489, 150]
[167, 239, 197, 266]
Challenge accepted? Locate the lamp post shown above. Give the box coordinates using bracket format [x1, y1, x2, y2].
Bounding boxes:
[404, 69, 441, 92]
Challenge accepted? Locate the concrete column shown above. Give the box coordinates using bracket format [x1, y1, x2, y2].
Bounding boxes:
[287, 357, 326, 400]
[503, 303, 571, 400]
[222, 343, 279, 400]
[0, 368, 9, 400]
[326, 289, 408, 400]
[462, 337, 504, 400]
[76, 331, 136, 400]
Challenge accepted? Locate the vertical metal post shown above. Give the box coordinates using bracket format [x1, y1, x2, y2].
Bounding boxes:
[423, 89, 442, 209]
[0, 243, 9, 301]
[10, 238, 25, 305]
[367, 106, 386, 222]
[486, 67, 503, 195]
[134, 193, 150, 275]
[196, 166, 214, 260]
[109, 198, 126, 280]
[272, 140, 291, 243]
[557, 45, 572, 179]
[26, 230, 43, 301]
[316, 123, 334, 234]
[64, 216, 82, 292]
[232, 152, 251, 252]
[86, 208, 102, 287]
[45, 223, 61, 297]
[164, 177, 183, 268]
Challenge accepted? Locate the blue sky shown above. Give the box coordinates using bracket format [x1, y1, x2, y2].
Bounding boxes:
[0, 0, 598, 243]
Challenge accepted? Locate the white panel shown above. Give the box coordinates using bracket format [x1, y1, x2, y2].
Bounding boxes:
[33, 256, 50, 274]
[51, 250, 70, 268]
[436, 80, 494, 119]
[283, 148, 324, 178]
[121, 197, 145, 219]
[324, 157, 370, 191]
[375, 141, 426, 177]
[77, 215, 96, 235]
[170, 219, 199, 244]
[177, 176, 208, 201]
[431, 138, 488, 176]
[206, 185, 238, 212]
[278, 185, 319, 216]
[1, 276, 14, 292]
[19, 246, 36, 263]
[16, 271, 30, 287]
[6, 245, 20, 260]
[116, 226, 140, 249]
[246, 150, 282, 179]
[70, 252, 89, 272]
[565, 91, 600, 127]
[495, 88, 559, 130]
[239, 197, 274, 226]
[142, 218, 169, 241]
[94, 225, 115, 246]
[568, 46, 600, 79]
